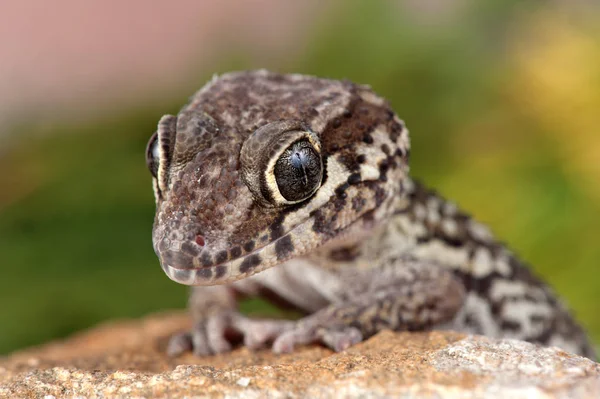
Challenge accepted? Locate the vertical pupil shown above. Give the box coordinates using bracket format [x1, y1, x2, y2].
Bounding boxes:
[273, 139, 322, 202]
[291, 149, 309, 184]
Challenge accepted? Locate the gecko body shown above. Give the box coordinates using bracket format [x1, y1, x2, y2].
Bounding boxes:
[146, 70, 595, 359]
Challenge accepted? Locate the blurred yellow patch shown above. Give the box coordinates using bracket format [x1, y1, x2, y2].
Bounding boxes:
[508, 9, 600, 199]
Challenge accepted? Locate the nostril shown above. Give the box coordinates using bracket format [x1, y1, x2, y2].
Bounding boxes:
[195, 235, 206, 247]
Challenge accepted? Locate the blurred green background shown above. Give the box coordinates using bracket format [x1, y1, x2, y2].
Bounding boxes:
[1, 1, 599, 355]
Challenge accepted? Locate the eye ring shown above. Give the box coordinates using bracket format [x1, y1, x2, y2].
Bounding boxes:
[146, 131, 160, 178]
[146, 114, 178, 197]
[240, 120, 323, 206]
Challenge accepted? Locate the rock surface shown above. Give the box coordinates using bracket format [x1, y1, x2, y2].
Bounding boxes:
[0, 312, 599, 398]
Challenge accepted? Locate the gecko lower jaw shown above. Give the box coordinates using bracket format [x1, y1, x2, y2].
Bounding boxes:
[159, 210, 371, 286]
[159, 233, 288, 286]
[158, 218, 311, 286]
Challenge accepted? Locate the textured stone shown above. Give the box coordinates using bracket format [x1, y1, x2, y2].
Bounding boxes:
[0, 312, 598, 398]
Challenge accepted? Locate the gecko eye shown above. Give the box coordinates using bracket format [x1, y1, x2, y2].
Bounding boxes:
[146, 131, 160, 178]
[240, 120, 323, 206]
[147, 114, 177, 198]
[274, 140, 322, 202]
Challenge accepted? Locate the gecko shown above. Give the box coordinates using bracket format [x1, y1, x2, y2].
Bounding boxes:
[146, 70, 596, 359]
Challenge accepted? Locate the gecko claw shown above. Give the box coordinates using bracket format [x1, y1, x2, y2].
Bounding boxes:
[166, 332, 194, 357]
[319, 326, 363, 352]
[167, 312, 295, 356]
[272, 324, 364, 354]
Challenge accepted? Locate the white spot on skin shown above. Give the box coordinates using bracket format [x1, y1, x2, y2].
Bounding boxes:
[489, 279, 529, 302]
[220, 110, 237, 126]
[471, 247, 494, 278]
[359, 89, 385, 106]
[397, 215, 428, 239]
[494, 254, 513, 276]
[448, 294, 501, 337]
[424, 196, 443, 223]
[441, 218, 458, 236]
[468, 220, 494, 242]
[356, 126, 399, 182]
[427, 207, 441, 225]
[427, 196, 441, 211]
[403, 177, 416, 193]
[443, 201, 458, 216]
[359, 163, 380, 181]
[413, 240, 470, 271]
[502, 300, 553, 337]
[413, 203, 427, 221]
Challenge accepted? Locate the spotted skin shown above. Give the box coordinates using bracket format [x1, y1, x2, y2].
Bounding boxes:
[147, 70, 596, 359]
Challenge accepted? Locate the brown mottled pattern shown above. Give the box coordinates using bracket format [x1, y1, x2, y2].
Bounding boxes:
[147, 70, 595, 360]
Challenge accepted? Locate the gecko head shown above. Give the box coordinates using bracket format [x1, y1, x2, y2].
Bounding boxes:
[146, 70, 410, 286]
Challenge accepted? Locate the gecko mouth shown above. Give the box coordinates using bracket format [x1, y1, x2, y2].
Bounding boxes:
[160, 210, 368, 286]
[160, 217, 315, 286]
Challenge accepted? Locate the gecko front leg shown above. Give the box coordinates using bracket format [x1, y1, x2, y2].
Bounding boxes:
[168, 258, 464, 356]
[272, 257, 465, 353]
[167, 285, 296, 356]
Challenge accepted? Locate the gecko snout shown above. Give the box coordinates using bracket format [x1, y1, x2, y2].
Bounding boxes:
[160, 249, 195, 269]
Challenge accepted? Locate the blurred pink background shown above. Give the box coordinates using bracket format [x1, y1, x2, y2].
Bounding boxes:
[0, 0, 321, 127]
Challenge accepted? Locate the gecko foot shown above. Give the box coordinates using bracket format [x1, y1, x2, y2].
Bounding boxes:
[166, 311, 295, 357]
[272, 324, 363, 354]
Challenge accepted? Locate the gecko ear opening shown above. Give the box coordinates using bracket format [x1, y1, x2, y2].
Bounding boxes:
[240, 120, 323, 207]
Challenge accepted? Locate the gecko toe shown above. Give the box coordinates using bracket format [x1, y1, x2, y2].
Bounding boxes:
[191, 324, 214, 356]
[272, 330, 305, 354]
[272, 324, 364, 354]
[166, 332, 194, 357]
[206, 315, 234, 354]
[318, 326, 363, 352]
[232, 316, 294, 350]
